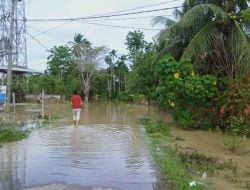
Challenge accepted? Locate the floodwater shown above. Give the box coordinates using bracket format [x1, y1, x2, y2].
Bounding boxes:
[0, 102, 168, 190]
[173, 129, 250, 190]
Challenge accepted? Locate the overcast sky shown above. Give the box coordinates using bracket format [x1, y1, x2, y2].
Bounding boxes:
[25, 0, 183, 71]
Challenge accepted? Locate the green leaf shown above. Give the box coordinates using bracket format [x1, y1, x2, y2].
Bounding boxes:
[181, 22, 221, 61]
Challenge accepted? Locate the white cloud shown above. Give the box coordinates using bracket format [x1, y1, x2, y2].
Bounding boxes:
[25, 0, 183, 71]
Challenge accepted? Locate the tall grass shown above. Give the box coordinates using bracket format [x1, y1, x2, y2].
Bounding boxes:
[140, 117, 205, 190]
[0, 122, 30, 143]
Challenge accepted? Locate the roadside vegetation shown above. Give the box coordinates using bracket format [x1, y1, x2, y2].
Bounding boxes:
[140, 118, 205, 190]
[141, 118, 250, 190]
[0, 122, 30, 143]
[0, 113, 62, 145]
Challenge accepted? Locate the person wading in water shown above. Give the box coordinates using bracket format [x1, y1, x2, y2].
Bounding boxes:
[70, 90, 83, 127]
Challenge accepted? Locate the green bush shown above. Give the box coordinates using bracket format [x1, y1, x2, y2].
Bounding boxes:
[0, 122, 30, 143]
[155, 55, 219, 109]
[228, 116, 248, 136]
[140, 118, 171, 136]
[199, 119, 213, 130]
[117, 92, 135, 102]
[172, 110, 195, 128]
[215, 77, 250, 132]
[221, 116, 248, 152]
[155, 55, 225, 130]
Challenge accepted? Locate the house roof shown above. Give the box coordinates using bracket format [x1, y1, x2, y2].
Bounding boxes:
[0, 65, 42, 74]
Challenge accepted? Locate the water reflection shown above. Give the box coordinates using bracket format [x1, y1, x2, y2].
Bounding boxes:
[0, 103, 168, 190]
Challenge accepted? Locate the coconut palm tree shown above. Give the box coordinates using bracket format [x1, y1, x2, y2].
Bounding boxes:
[155, 0, 250, 78]
[109, 49, 117, 92]
[69, 33, 106, 102]
[152, 0, 200, 56]
[69, 33, 90, 60]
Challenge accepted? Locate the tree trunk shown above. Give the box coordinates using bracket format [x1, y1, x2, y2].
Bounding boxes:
[108, 77, 111, 98]
[113, 74, 116, 93]
[84, 83, 89, 103]
[118, 71, 121, 93]
[83, 73, 92, 104]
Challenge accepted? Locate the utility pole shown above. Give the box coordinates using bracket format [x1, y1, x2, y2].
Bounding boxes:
[5, 0, 16, 112]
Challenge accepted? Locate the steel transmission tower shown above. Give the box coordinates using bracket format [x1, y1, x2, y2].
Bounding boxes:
[0, 0, 27, 68]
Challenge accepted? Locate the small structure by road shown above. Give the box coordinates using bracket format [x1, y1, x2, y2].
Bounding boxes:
[0, 65, 42, 74]
[0, 65, 42, 111]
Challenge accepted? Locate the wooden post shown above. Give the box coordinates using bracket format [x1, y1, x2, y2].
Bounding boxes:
[12, 92, 15, 114]
[5, 0, 16, 112]
[1, 73, 4, 85]
[41, 90, 45, 119]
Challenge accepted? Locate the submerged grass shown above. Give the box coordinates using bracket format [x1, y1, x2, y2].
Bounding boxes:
[140, 117, 250, 189]
[140, 117, 171, 136]
[0, 112, 63, 146]
[0, 111, 64, 149]
[31, 113, 63, 128]
[0, 122, 30, 144]
[140, 117, 205, 190]
[178, 150, 238, 176]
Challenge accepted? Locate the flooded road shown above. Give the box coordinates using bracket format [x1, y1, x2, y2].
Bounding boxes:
[0, 103, 167, 190]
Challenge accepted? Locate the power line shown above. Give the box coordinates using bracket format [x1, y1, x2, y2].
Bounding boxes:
[76, 14, 173, 22]
[28, 21, 73, 37]
[90, 0, 182, 16]
[26, 13, 173, 40]
[26, 32, 49, 51]
[27, 25, 67, 43]
[24, 2, 180, 44]
[26, 20, 163, 50]
[78, 21, 162, 31]
[27, 5, 183, 22]
[26, 16, 165, 41]
[26, 0, 182, 22]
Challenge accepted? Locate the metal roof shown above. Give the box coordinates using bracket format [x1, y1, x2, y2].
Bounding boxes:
[0, 65, 42, 74]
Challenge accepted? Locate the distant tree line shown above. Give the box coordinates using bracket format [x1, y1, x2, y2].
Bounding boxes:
[23, 0, 250, 133]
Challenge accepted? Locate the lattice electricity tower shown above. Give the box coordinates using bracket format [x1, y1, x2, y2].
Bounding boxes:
[0, 0, 27, 68]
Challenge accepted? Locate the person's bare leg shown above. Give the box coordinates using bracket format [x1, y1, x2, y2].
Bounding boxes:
[73, 120, 76, 126]
[76, 120, 79, 127]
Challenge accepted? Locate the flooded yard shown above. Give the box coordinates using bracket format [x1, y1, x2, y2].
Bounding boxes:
[172, 128, 250, 190]
[0, 102, 250, 190]
[0, 103, 167, 190]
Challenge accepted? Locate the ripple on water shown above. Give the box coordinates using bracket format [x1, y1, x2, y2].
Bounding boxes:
[0, 103, 165, 190]
[30, 124, 150, 174]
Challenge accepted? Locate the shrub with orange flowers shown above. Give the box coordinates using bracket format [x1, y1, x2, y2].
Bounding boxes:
[215, 77, 250, 136]
[155, 55, 219, 128]
[155, 55, 249, 134]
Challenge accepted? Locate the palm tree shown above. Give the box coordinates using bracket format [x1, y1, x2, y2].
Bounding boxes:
[116, 55, 128, 92]
[109, 49, 117, 93]
[105, 55, 112, 98]
[152, 0, 200, 56]
[69, 33, 90, 60]
[125, 31, 146, 67]
[155, 0, 250, 79]
[69, 33, 106, 102]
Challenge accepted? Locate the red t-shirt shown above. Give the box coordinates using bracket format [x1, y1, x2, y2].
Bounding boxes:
[71, 95, 82, 109]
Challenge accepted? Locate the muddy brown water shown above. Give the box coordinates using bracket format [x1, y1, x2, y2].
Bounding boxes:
[1, 102, 250, 190]
[0, 103, 169, 190]
[173, 129, 250, 190]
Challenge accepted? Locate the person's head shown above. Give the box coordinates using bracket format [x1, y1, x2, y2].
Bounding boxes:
[73, 90, 78, 95]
